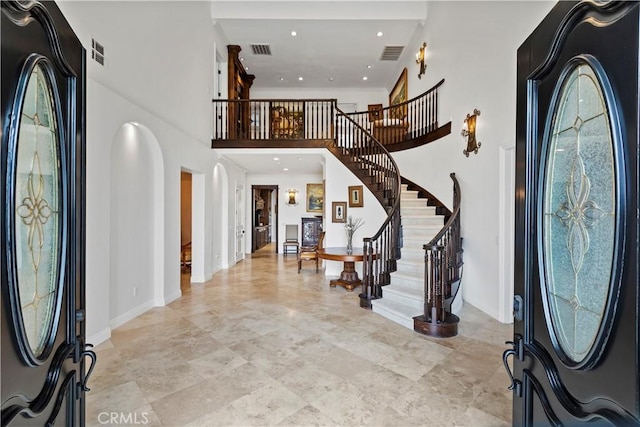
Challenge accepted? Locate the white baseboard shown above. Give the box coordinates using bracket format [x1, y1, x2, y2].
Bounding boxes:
[87, 328, 111, 347]
[191, 272, 213, 283]
[109, 300, 154, 330]
[463, 297, 500, 321]
[163, 290, 181, 305]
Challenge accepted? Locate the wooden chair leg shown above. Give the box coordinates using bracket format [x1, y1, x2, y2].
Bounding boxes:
[315, 258, 319, 273]
[298, 258, 301, 273]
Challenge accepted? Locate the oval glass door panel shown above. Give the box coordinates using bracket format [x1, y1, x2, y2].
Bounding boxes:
[14, 63, 62, 358]
[542, 62, 616, 364]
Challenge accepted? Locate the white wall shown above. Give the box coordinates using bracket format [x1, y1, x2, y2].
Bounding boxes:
[109, 123, 158, 327]
[390, 1, 555, 320]
[252, 87, 387, 114]
[56, 1, 247, 344]
[323, 154, 388, 277]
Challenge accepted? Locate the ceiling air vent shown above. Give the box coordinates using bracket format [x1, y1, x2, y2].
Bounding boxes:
[250, 44, 272, 55]
[380, 46, 404, 61]
[91, 38, 105, 65]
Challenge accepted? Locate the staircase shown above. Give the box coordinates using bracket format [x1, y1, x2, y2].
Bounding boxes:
[371, 184, 444, 329]
[326, 147, 395, 210]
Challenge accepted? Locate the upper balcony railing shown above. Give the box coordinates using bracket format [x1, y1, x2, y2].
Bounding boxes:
[211, 79, 450, 150]
[344, 79, 446, 149]
[212, 99, 336, 145]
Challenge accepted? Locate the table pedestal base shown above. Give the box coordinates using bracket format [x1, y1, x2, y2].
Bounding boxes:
[329, 261, 361, 292]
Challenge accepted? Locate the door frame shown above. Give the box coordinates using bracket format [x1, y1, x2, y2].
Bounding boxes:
[251, 184, 279, 253]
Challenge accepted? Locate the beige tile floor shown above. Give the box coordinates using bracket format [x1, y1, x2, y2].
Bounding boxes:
[87, 244, 513, 426]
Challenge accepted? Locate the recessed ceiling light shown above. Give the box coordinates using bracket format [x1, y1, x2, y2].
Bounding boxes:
[240, 57, 244, 61]
[279, 77, 284, 81]
[245, 67, 249, 71]
[298, 157, 302, 160]
[376, 31, 383, 37]
[367, 65, 372, 69]
[291, 31, 297, 36]
[283, 168, 289, 171]
[273, 157, 279, 161]
[329, 77, 334, 81]
[362, 76, 368, 81]
[298, 76, 303, 81]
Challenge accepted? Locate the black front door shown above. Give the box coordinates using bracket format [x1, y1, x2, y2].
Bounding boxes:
[511, 1, 639, 425]
[1, 1, 93, 425]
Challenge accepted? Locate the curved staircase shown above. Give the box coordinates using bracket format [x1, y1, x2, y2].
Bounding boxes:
[371, 183, 445, 328]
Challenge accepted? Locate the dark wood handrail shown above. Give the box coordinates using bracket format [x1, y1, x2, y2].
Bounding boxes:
[348, 79, 445, 116]
[342, 79, 446, 149]
[425, 173, 460, 249]
[416, 173, 462, 337]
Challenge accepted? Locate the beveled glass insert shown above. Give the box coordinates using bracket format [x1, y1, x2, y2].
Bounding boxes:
[14, 63, 61, 357]
[542, 62, 615, 363]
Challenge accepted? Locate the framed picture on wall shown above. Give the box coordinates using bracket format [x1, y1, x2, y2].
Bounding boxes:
[389, 67, 408, 119]
[332, 201, 347, 223]
[306, 183, 324, 213]
[348, 185, 363, 207]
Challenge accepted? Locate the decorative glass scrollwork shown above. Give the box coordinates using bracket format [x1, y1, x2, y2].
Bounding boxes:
[541, 58, 619, 366]
[8, 57, 64, 363]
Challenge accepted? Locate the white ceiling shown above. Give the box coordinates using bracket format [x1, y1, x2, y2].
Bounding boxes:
[211, 1, 426, 175]
[212, 0, 426, 89]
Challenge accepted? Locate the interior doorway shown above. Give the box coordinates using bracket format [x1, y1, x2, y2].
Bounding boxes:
[251, 185, 278, 253]
[180, 171, 192, 290]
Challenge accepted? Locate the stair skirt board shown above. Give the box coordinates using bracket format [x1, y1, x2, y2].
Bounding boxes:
[371, 184, 461, 332]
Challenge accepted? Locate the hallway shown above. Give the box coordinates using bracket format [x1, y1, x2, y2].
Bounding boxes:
[87, 249, 512, 426]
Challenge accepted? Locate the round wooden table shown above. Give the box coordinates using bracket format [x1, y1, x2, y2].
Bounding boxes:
[317, 247, 371, 292]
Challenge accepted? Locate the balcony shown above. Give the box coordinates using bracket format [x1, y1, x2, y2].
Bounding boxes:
[211, 79, 451, 150]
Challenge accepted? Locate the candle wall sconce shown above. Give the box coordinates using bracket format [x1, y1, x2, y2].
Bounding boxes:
[286, 188, 298, 206]
[416, 42, 427, 79]
[462, 109, 481, 157]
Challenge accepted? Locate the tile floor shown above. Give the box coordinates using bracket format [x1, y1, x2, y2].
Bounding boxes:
[87, 244, 513, 426]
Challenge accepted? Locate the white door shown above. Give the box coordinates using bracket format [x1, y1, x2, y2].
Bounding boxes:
[235, 184, 244, 262]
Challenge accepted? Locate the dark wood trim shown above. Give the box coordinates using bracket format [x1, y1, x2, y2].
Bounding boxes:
[212, 139, 334, 149]
[385, 122, 451, 152]
[251, 185, 278, 253]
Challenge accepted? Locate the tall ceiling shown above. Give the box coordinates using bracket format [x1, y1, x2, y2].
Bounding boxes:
[211, 1, 427, 175]
[211, 0, 427, 90]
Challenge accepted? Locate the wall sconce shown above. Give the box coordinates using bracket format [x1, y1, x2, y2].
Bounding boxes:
[462, 109, 481, 157]
[416, 42, 427, 79]
[286, 188, 298, 206]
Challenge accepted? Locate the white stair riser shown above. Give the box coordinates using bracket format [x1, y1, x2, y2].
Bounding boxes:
[371, 305, 415, 329]
[401, 200, 434, 209]
[389, 275, 422, 288]
[382, 294, 424, 317]
[400, 191, 419, 197]
[403, 229, 440, 239]
[400, 203, 436, 216]
[400, 253, 425, 262]
[396, 263, 424, 275]
[382, 285, 424, 312]
[402, 217, 443, 226]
